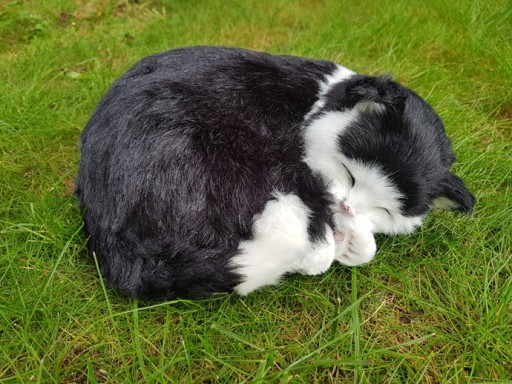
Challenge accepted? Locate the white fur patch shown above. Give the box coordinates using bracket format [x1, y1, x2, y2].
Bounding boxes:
[303, 110, 359, 201]
[232, 193, 335, 295]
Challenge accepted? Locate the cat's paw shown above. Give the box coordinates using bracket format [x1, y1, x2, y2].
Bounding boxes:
[293, 225, 335, 275]
[335, 228, 376, 266]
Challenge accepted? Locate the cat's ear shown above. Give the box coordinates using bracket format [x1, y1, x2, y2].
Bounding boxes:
[433, 173, 475, 213]
[323, 75, 406, 113]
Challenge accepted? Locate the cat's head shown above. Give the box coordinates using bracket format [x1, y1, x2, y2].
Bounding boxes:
[304, 74, 475, 235]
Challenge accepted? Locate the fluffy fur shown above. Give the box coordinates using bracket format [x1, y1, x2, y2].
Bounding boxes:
[75, 46, 475, 299]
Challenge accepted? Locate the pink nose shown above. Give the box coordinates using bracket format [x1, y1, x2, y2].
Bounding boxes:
[341, 201, 356, 217]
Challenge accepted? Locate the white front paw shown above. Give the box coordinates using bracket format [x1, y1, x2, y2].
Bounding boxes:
[335, 229, 376, 266]
[293, 225, 335, 275]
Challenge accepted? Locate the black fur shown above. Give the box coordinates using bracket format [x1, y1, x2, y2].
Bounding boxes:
[76, 46, 474, 299]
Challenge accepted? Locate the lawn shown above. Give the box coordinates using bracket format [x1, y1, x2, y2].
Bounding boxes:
[1, 0, 511, 382]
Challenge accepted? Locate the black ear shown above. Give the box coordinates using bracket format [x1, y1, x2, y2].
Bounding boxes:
[323, 75, 406, 113]
[433, 173, 476, 213]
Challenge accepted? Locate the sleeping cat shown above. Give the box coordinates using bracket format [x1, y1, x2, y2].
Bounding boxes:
[75, 46, 475, 299]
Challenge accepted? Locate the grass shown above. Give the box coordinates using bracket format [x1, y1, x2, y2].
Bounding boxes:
[0, 0, 510, 382]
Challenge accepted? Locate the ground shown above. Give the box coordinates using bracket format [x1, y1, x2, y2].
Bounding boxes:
[0, 0, 511, 382]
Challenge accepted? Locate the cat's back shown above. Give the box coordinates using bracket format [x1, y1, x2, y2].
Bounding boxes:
[83, 46, 336, 140]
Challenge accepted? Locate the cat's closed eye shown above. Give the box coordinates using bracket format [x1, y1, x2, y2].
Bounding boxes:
[380, 207, 391, 216]
[342, 164, 355, 187]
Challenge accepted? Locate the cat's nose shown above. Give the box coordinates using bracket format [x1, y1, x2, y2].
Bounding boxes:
[341, 201, 357, 217]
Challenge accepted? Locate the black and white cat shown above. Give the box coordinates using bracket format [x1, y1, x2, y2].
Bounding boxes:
[75, 46, 475, 299]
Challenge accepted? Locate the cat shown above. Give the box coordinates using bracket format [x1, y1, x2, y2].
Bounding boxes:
[75, 46, 475, 300]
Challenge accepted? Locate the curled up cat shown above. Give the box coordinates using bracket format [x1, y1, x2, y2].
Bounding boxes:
[75, 46, 475, 300]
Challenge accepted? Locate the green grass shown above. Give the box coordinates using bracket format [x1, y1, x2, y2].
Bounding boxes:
[1, 0, 510, 382]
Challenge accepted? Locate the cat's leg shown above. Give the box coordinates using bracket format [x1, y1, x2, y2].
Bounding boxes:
[232, 193, 335, 295]
[334, 217, 377, 266]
